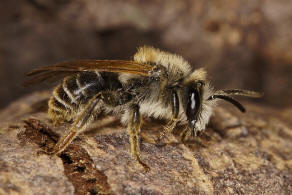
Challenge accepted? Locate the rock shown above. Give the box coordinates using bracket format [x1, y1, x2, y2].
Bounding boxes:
[0, 91, 291, 194]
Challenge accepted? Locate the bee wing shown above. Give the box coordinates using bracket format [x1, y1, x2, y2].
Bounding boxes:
[25, 60, 153, 85]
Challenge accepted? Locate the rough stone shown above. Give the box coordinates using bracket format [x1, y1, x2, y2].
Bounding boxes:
[0, 92, 291, 194]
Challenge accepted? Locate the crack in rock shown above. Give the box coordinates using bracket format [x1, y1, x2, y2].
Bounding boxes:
[19, 119, 113, 195]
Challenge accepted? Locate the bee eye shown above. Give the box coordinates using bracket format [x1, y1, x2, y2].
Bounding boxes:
[187, 88, 200, 117]
[186, 87, 201, 136]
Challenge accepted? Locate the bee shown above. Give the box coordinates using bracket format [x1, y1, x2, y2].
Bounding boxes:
[26, 46, 262, 169]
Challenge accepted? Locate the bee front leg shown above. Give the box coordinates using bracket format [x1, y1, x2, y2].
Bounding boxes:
[159, 120, 178, 142]
[127, 104, 150, 171]
[159, 90, 179, 141]
[48, 93, 102, 155]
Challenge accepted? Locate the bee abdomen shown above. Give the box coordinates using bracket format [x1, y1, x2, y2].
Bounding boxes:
[48, 71, 105, 124]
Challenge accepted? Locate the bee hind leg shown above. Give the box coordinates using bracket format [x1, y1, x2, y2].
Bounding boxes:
[48, 92, 103, 155]
[127, 104, 150, 171]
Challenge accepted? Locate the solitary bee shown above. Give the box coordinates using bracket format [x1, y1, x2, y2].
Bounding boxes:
[27, 46, 261, 169]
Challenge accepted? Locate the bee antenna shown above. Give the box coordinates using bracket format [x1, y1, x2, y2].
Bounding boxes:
[208, 95, 246, 113]
[220, 89, 263, 98]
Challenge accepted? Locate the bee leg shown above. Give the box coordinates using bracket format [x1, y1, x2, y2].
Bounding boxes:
[159, 119, 178, 141]
[127, 104, 150, 171]
[159, 90, 179, 141]
[48, 93, 102, 155]
[180, 126, 190, 143]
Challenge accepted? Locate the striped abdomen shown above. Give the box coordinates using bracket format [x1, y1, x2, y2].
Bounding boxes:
[48, 71, 122, 125]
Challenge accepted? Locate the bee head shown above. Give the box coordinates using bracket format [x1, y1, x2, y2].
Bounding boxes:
[183, 68, 207, 136]
[185, 81, 204, 136]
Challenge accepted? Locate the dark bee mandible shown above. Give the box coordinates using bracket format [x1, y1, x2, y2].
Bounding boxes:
[26, 46, 262, 169]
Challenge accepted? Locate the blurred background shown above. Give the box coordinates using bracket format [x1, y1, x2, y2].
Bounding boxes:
[0, 0, 291, 109]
